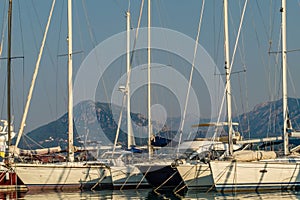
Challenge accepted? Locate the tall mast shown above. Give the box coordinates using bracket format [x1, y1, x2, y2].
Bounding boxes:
[281, 0, 289, 155]
[126, 10, 135, 149]
[147, 0, 153, 159]
[67, 0, 74, 162]
[223, 0, 233, 156]
[7, 0, 12, 151]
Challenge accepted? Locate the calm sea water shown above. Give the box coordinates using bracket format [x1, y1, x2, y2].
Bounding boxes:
[1, 189, 300, 200]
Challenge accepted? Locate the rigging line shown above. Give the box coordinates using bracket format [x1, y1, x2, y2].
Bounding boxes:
[74, 1, 85, 62]
[275, 28, 281, 101]
[129, 0, 144, 66]
[212, 1, 223, 114]
[213, 0, 248, 140]
[155, 0, 172, 68]
[268, 42, 273, 102]
[57, 51, 83, 57]
[224, 0, 247, 133]
[268, 0, 277, 44]
[288, 66, 299, 107]
[213, 0, 216, 69]
[157, 0, 169, 30]
[15, 0, 56, 149]
[155, 0, 175, 75]
[0, 73, 6, 118]
[0, 56, 24, 60]
[250, 1, 273, 103]
[0, 1, 7, 117]
[269, 48, 300, 53]
[255, 0, 269, 41]
[113, 0, 144, 154]
[74, 1, 86, 84]
[112, 93, 126, 157]
[81, 0, 110, 106]
[0, 0, 7, 57]
[232, 95, 239, 127]
[124, 0, 144, 122]
[30, 0, 57, 118]
[229, 0, 247, 72]
[56, 0, 65, 131]
[22, 133, 45, 149]
[81, 1, 97, 48]
[30, 0, 58, 68]
[267, 101, 273, 138]
[269, 1, 281, 100]
[237, 1, 247, 75]
[155, 1, 166, 30]
[237, 74, 244, 126]
[215, 69, 246, 76]
[17, 0, 26, 112]
[242, 71, 250, 139]
[177, 0, 205, 156]
[25, 2, 38, 52]
[213, 3, 223, 72]
[117, 3, 128, 87]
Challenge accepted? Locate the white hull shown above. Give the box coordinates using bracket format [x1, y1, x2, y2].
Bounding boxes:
[210, 160, 300, 192]
[110, 165, 149, 189]
[14, 162, 112, 190]
[176, 163, 212, 190]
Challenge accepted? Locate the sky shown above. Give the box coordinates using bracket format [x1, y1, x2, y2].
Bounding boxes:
[0, 0, 300, 134]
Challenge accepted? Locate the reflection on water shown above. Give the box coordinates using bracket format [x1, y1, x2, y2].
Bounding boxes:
[22, 189, 149, 200]
[0, 189, 300, 200]
[213, 191, 300, 200]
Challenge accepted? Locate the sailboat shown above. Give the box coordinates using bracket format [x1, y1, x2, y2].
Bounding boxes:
[132, 0, 186, 190]
[10, 0, 107, 191]
[107, 8, 149, 189]
[136, 0, 247, 191]
[209, 0, 300, 192]
[175, 0, 245, 191]
[0, 0, 27, 192]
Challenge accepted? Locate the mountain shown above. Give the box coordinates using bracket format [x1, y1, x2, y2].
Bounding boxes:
[236, 98, 300, 139]
[15, 100, 167, 149]
[14, 98, 300, 150]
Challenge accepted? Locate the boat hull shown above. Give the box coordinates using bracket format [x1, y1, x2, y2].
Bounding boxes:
[14, 162, 112, 191]
[137, 162, 184, 190]
[110, 165, 149, 189]
[0, 167, 27, 192]
[210, 160, 300, 192]
[176, 163, 213, 191]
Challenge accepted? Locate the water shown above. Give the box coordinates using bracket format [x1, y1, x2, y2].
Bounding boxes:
[1, 189, 300, 200]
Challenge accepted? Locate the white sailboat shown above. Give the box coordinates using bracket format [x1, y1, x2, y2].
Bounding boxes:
[137, 0, 244, 191]
[176, 127, 242, 191]
[109, 8, 148, 189]
[209, 0, 300, 192]
[11, 0, 107, 190]
[175, 0, 245, 191]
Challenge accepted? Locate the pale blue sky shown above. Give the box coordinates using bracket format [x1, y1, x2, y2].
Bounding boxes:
[0, 0, 300, 133]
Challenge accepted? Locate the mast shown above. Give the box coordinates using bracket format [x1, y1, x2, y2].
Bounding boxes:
[281, 0, 289, 155]
[15, 0, 56, 149]
[7, 0, 12, 153]
[147, 0, 153, 159]
[223, 0, 233, 156]
[126, 11, 135, 149]
[67, 0, 74, 162]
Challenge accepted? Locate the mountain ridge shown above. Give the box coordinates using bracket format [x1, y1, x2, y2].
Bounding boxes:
[15, 98, 300, 150]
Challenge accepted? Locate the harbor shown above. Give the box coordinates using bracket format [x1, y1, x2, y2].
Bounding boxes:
[1, 0, 300, 199]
